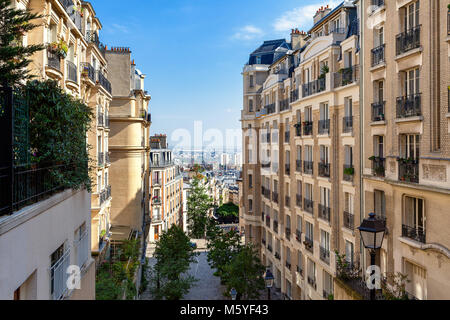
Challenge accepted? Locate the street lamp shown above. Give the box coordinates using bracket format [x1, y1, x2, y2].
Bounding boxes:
[230, 288, 237, 301]
[358, 212, 386, 300]
[264, 269, 274, 300]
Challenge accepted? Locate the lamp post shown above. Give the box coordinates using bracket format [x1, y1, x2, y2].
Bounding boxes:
[230, 288, 237, 301]
[264, 269, 274, 300]
[358, 212, 386, 300]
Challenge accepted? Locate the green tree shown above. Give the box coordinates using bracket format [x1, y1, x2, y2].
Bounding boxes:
[216, 202, 239, 218]
[206, 223, 241, 279]
[222, 243, 266, 300]
[187, 175, 213, 239]
[150, 226, 197, 300]
[0, 0, 44, 87]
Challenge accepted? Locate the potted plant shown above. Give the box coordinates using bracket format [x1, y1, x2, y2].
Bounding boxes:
[58, 40, 68, 58]
[369, 156, 377, 161]
[81, 65, 90, 77]
[343, 167, 355, 176]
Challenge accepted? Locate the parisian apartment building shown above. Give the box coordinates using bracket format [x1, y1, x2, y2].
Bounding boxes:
[0, 0, 152, 300]
[149, 134, 183, 242]
[240, 0, 450, 300]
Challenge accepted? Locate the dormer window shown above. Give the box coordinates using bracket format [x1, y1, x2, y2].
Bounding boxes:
[256, 56, 261, 64]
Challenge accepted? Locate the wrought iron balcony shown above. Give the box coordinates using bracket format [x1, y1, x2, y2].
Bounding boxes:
[296, 194, 302, 208]
[295, 230, 302, 242]
[272, 191, 279, 204]
[294, 123, 301, 137]
[318, 204, 331, 222]
[303, 122, 313, 136]
[334, 65, 359, 88]
[296, 160, 302, 173]
[273, 220, 278, 233]
[290, 89, 299, 103]
[285, 163, 290, 175]
[398, 159, 419, 183]
[371, 44, 385, 67]
[302, 78, 326, 97]
[303, 161, 313, 175]
[97, 71, 112, 94]
[402, 224, 426, 243]
[66, 61, 78, 83]
[261, 161, 271, 169]
[318, 162, 330, 178]
[371, 101, 386, 122]
[396, 25, 421, 56]
[371, 156, 386, 177]
[320, 246, 330, 264]
[396, 93, 422, 118]
[343, 211, 354, 230]
[304, 198, 314, 215]
[47, 49, 61, 70]
[343, 116, 353, 133]
[371, 0, 384, 7]
[304, 237, 314, 253]
[280, 99, 289, 112]
[105, 116, 110, 128]
[318, 119, 330, 135]
[285, 227, 291, 240]
[343, 164, 354, 182]
[285, 195, 290, 207]
[85, 30, 106, 57]
[307, 276, 317, 289]
[264, 103, 276, 114]
[80, 62, 95, 82]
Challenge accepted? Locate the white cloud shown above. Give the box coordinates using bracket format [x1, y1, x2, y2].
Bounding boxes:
[231, 25, 264, 41]
[273, 1, 341, 32]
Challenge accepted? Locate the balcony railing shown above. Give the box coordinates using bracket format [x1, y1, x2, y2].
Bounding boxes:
[334, 65, 359, 88]
[296, 194, 302, 208]
[105, 116, 110, 128]
[396, 25, 421, 56]
[303, 121, 313, 136]
[66, 61, 78, 83]
[97, 71, 112, 94]
[265, 103, 276, 114]
[302, 78, 326, 97]
[50, 249, 71, 300]
[371, 101, 386, 122]
[344, 211, 354, 230]
[304, 198, 313, 215]
[307, 276, 317, 289]
[343, 116, 353, 133]
[318, 119, 330, 135]
[304, 236, 314, 253]
[261, 162, 271, 169]
[285, 163, 290, 175]
[371, 157, 386, 177]
[396, 93, 422, 118]
[295, 230, 302, 242]
[294, 123, 301, 137]
[80, 62, 95, 82]
[371, 0, 385, 7]
[320, 246, 330, 264]
[85, 30, 106, 57]
[303, 161, 313, 175]
[47, 49, 61, 70]
[272, 192, 279, 204]
[318, 204, 331, 222]
[280, 99, 289, 112]
[318, 162, 330, 178]
[343, 164, 354, 182]
[285, 227, 291, 240]
[296, 160, 302, 173]
[398, 159, 419, 183]
[402, 225, 426, 243]
[290, 89, 299, 103]
[371, 44, 385, 67]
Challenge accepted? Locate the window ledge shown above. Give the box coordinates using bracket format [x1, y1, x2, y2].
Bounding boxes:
[446, 113, 450, 119]
[370, 62, 386, 72]
[370, 120, 387, 126]
[399, 237, 450, 259]
[395, 47, 422, 61]
[395, 116, 423, 123]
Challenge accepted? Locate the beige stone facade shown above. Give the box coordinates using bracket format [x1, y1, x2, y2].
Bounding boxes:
[241, 2, 362, 300]
[359, 0, 450, 299]
[149, 134, 183, 242]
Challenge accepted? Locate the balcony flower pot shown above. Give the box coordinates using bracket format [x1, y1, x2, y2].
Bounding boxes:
[344, 167, 355, 176]
[369, 156, 376, 161]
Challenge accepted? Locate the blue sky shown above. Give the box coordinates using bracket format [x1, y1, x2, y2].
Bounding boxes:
[94, 0, 340, 150]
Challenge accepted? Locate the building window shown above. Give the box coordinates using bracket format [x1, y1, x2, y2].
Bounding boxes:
[249, 99, 254, 112]
[323, 271, 333, 299]
[249, 199, 253, 212]
[249, 75, 254, 88]
[403, 196, 425, 243]
[404, 260, 426, 300]
[50, 242, 70, 300]
[248, 174, 253, 188]
[374, 190, 386, 220]
[345, 240, 354, 266]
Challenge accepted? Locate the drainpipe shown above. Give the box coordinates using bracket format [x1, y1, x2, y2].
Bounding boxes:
[359, 0, 366, 273]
